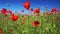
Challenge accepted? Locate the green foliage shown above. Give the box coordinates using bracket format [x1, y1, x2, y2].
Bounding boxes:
[0, 14, 60, 34]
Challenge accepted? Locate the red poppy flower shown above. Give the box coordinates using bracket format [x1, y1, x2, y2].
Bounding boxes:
[11, 15, 19, 21]
[1, 8, 7, 14]
[8, 10, 12, 15]
[34, 8, 40, 14]
[30, 8, 33, 11]
[50, 12, 54, 15]
[12, 14, 14, 16]
[24, 2, 30, 10]
[37, 14, 40, 16]
[0, 10, 1, 14]
[4, 13, 8, 16]
[33, 21, 40, 27]
[57, 10, 60, 14]
[58, 11, 60, 14]
[22, 10, 24, 12]
[0, 30, 3, 34]
[51, 8, 57, 12]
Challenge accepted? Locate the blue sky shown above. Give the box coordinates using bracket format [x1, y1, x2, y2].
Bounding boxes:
[0, 0, 60, 14]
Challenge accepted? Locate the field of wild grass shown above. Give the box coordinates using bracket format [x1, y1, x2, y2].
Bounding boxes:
[0, 12, 60, 34]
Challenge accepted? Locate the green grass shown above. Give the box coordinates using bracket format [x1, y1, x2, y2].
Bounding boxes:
[0, 13, 60, 34]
